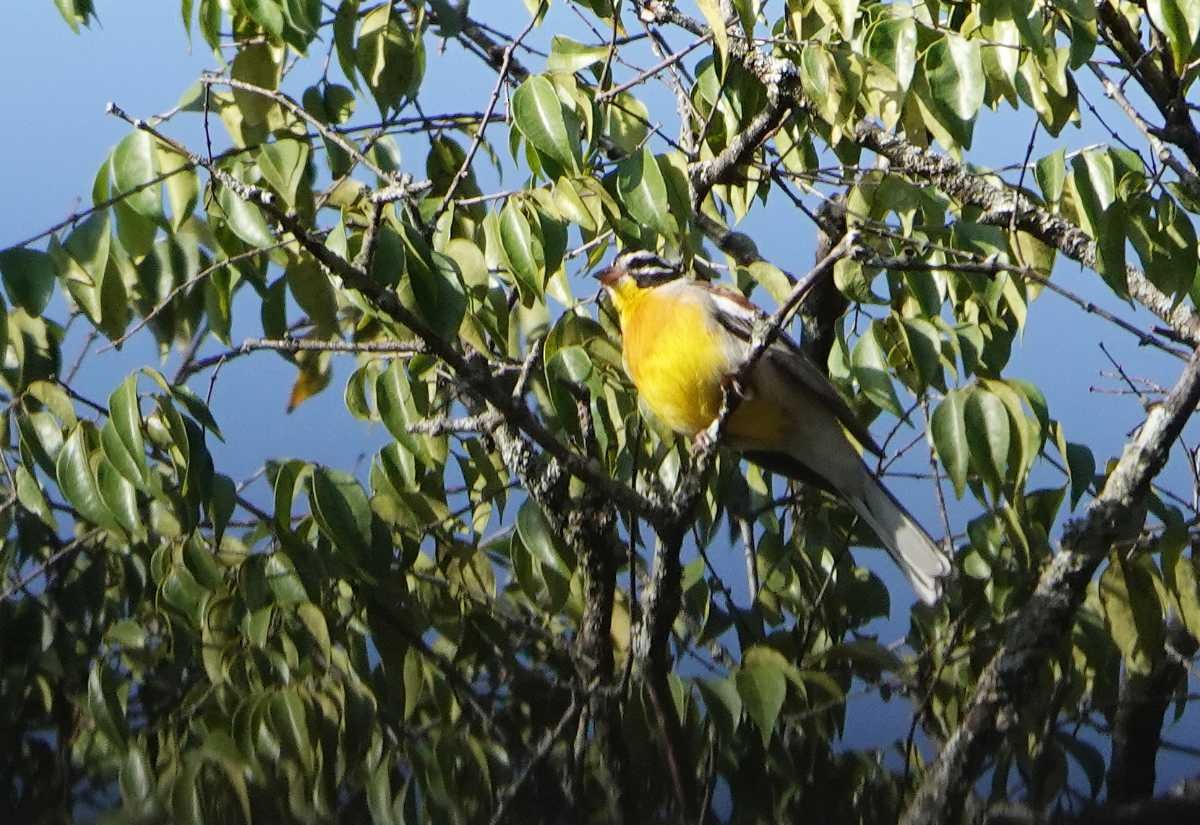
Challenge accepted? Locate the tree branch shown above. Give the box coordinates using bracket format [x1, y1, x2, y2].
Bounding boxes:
[636, 0, 1200, 345]
[900, 343, 1200, 825]
[1107, 621, 1194, 803]
[853, 124, 1200, 345]
[105, 101, 669, 528]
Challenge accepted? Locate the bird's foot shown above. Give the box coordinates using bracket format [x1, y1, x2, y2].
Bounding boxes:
[693, 425, 718, 453]
[723, 373, 751, 401]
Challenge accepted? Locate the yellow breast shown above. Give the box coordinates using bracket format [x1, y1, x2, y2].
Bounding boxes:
[620, 286, 729, 436]
[615, 282, 793, 447]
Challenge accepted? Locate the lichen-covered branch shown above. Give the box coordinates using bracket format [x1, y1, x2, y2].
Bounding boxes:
[900, 344, 1200, 825]
[637, 0, 1200, 346]
[853, 124, 1200, 345]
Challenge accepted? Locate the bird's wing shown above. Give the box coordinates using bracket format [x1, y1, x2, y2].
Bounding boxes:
[701, 283, 884, 457]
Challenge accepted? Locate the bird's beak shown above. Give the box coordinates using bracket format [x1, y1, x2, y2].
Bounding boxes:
[594, 266, 620, 287]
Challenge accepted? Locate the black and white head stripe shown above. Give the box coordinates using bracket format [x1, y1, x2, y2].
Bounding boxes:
[613, 250, 681, 286]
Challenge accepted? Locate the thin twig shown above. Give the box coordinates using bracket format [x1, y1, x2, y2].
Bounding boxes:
[433, 4, 542, 223]
[596, 32, 712, 103]
[488, 696, 582, 825]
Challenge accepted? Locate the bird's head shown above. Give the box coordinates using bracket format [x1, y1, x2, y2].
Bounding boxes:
[594, 250, 682, 312]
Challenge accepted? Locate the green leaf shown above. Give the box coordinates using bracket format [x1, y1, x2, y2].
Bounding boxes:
[964, 387, 1010, 500]
[900, 317, 945, 391]
[615, 147, 676, 241]
[198, 731, 252, 824]
[259, 139, 309, 206]
[1071, 149, 1117, 216]
[112, 131, 162, 219]
[158, 146, 199, 233]
[208, 473, 236, 546]
[272, 459, 311, 534]
[516, 497, 570, 576]
[410, 251, 466, 339]
[204, 263, 233, 345]
[931, 389, 969, 498]
[286, 256, 338, 334]
[697, 0, 729, 69]
[238, 0, 284, 37]
[56, 423, 121, 533]
[368, 757, 398, 825]
[50, 236, 100, 324]
[1127, 194, 1198, 302]
[1147, 0, 1200, 73]
[696, 677, 742, 741]
[217, 185, 275, 249]
[551, 177, 598, 233]
[512, 75, 579, 173]
[0, 248, 56, 316]
[923, 33, 984, 146]
[601, 92, 651, 158]
[170, 383, 225, 442]
[231, 43, 282, 125]
[181, 0, 195, 43]
[499, 199, 543, 300]
[1172, 552, 1200, 641]
[88, 664, 127, 746]
[376, 360, 429, 468]
[850, 323, 903, 417]
[1068, 150, 1126, 297]
[333, 0, 360, 88]
[270, 690, 314, 773]
[265, 551, 309, 605]
[1036, 148, 1066, 205]
[55, 0, 96, 32]
[1063, 440, 1095, 508]
[98, 459, 139, 537]
[107, 619, 146, 649]
[139, 369, 224, 441]
[800, 45, 832, 122]
[64, 211, 111, 291]
[296, 601, 331, 657]
[736, 655, 786, 748]
[356, 4, 424, 114]
[320, 83, 357, 125]
[547, 35, 609, 74]
[867, 16, 916, 89]
[114, 199, 157, 260]
[172, 755, 203, 825]
[15, 465, 55, 528]
[310, 466, 372, 558]
[199, 0, 221, 50]
[1100, 552, 1164, 676]
[120, 743, 154, 804]
[984, 378, 1038, 489]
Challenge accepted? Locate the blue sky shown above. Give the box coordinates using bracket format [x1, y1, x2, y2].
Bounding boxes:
[2, 0, 1197, 797]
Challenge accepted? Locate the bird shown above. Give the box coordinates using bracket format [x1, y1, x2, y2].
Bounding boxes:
[595, 249, 952, 604]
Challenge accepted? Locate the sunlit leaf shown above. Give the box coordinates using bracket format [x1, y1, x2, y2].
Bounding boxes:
[512, 74, 579, 173]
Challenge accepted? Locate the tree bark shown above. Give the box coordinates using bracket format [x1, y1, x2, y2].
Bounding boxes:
[900, 346, 1200, 824]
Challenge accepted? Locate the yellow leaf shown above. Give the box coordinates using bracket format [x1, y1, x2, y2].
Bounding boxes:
[286, 351, 332, 412]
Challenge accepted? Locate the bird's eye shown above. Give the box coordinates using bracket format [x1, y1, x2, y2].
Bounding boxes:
[633, 269, 676, 288]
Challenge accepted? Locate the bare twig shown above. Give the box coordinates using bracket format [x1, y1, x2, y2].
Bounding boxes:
[104, 242, 288, 352]
[200, 74, 397, 183]
[432, 4, 542, 223]
[596, 32, 712, 103]
[488, 696, 582, 825]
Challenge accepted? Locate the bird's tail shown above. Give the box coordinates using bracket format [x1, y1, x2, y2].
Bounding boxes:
[847, 471, 951, 605]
